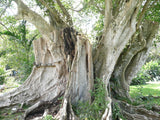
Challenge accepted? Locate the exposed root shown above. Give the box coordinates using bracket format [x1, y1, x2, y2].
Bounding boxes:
[0, 66, 66, 108]
[152, 105, 160, 113]
[24, 101, 46, 119]
[122, 110, 148, 120]
[54, 97, 78, 120]
[117, 100, 160, 120]
[24, 93, 63, 120]
[101, 97, 112, 120]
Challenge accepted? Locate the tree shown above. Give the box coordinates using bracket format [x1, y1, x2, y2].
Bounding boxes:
[0, 0, 159, 119]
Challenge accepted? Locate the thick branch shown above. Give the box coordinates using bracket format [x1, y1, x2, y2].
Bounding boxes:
[104, 0, 112, 29]
[111, 21, 159, 98]
[113, 0, 142, 46]
[14, 0, 53, 37]
[125, 21, 159, 83]
[55, 0, 73, 26]
[38, 0, 65, 28]
[136, 0, 151, 29]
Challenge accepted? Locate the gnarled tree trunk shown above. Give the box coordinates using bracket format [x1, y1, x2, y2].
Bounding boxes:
[0, 0, 93, 119]
[111, 21, 159, 99]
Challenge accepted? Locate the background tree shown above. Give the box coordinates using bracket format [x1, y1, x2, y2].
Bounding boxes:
[0, 17, 38, 81]
[0, 0, 159, 119]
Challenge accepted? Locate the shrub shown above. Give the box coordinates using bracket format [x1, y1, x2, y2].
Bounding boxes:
[42, 115, 53, 120]
[73, 78, 107, 120]
[131, 60, 160, 85]
[112, 103, 126, 120]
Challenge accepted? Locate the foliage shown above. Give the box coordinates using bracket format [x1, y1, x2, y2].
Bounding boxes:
[112, 103, 126, 120]
[144, 60, 160, 79]
[0, 17, 39, 81]
[131, 72, 150, 85]
[92, 14, 104, 37]
[42, 115, 53, 120]
[131, 60, 160, 85]
[73, 78, 107, 120]
[144, 0, 160, 22]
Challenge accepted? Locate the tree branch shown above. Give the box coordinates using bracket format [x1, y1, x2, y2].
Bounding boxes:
[38, 0, 65, 28]
[112, 0, 123, 16]
[14, 0, 53, 37]
[0, 21, 10, 31]
[55, 0, 73, 26]
[104, 0, 112, 29]
[68, 1, 91, 12]
[136, 0, 151, 30]
[93, 1, 105, 15]
[68, 0, 104, 15]
[0, 0, 12, 18]
[112, 0, 142, 34]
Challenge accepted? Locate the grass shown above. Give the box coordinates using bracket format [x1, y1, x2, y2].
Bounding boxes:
[0, 104, 30, 120]
[130, 83, 160, 106]
[130, 83, 160, 97]
[0, 107, 24, 120]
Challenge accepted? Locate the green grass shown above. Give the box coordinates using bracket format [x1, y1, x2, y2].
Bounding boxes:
[130, 83, 160, 106]
[130, 83, 160, 97]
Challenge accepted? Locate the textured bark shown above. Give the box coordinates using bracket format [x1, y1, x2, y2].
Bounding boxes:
[0, 29, 93, 119]
[111, 21, 159, 98]
[94, 0, 142, 84]
[93, 1, 144, 119]
[0, 1, 94, 119]
[101, 97, 112, 120]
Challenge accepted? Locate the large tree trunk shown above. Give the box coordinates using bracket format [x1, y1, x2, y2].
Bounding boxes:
[0, 1, 93, 119]
[0, 28, 93, 119]
[93, 0, 160, 119]
[93, 1, 142, 119]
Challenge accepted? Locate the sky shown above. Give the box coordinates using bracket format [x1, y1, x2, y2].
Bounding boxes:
[1, 0, 99, 38]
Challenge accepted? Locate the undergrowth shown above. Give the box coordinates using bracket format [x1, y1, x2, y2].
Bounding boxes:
[72, 78, 107, 120]
[112, 103, 126, 120]
[42, 115, 53, 120]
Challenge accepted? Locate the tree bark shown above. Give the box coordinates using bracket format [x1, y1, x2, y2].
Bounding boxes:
[0, 1, 93, 119]
[0, 28, 93, 119]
